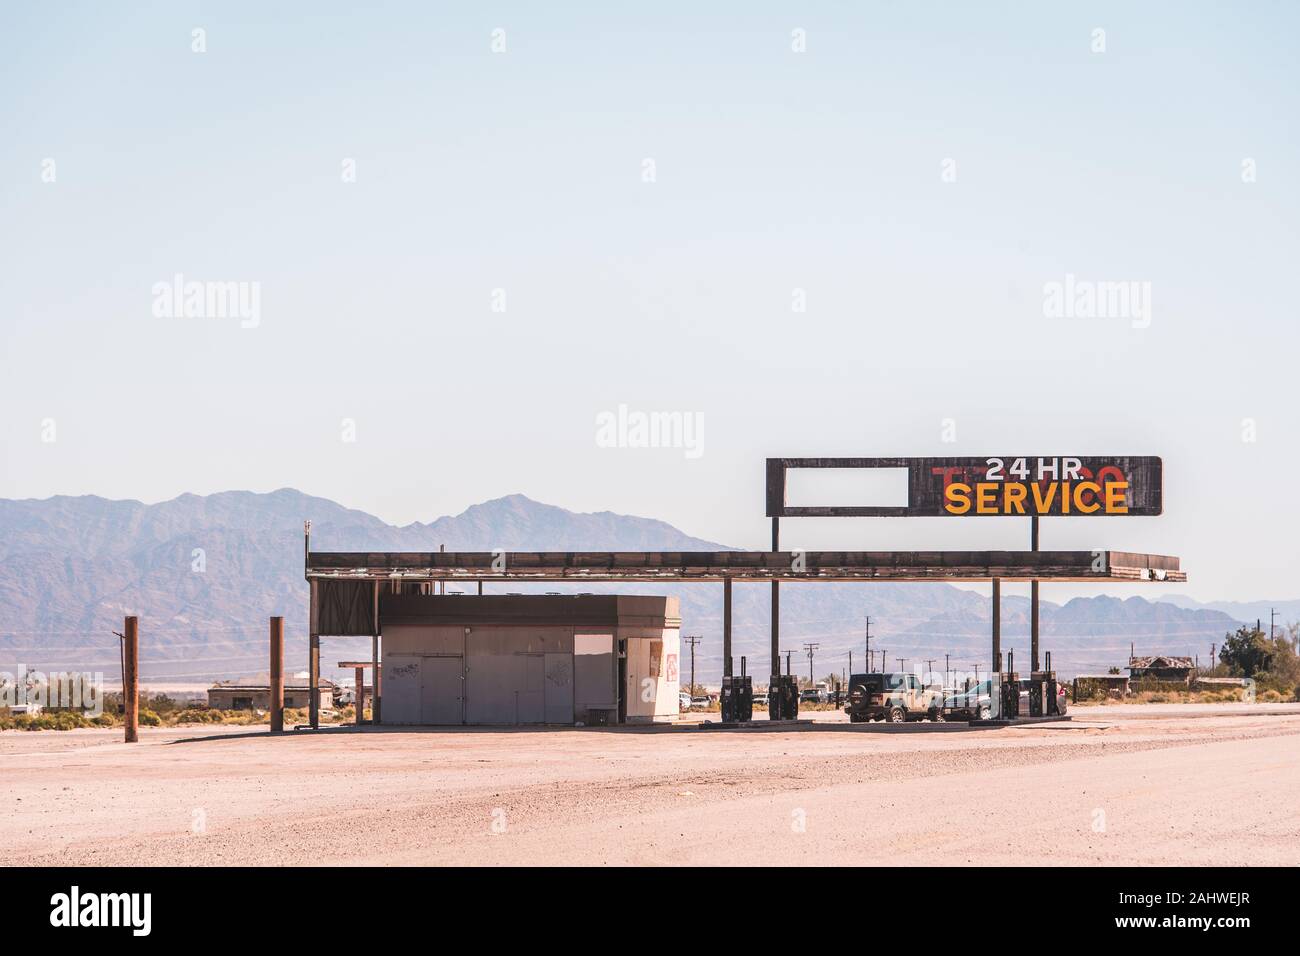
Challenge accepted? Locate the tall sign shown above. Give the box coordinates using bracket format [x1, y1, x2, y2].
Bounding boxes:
[766, 456, 1162, 518]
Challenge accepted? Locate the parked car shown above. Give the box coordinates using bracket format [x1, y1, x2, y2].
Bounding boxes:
[943, 678, 1068, 719]
[678, 692, 693, 711]
[943, 679, 993, 720]
[690, 695, 711, 707]
[845, 672, 944, 722]
[752, 692, 769, 707]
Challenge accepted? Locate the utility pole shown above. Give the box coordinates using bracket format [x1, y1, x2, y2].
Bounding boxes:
[864, 616, 872, 672]
[684, 635, 702, 696]
[122, 615, 138, 744]
[803, 642, 820, 685]
[896, 657, 907, 672]
[849, 651, 853, 676]
[924, 659, 936, 684]
[1270, 607, 1278, 640]
[945, 653, 950, 686]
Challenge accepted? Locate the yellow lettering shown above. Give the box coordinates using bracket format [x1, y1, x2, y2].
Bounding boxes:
[1030, 482, 1057, 513]
[1075, 481, 1100, 513]
[945, 482, 972, 515]
[1104, 481, 1129, 513]
[976, 483, 998, 514]
[1004, 484, 1027, 515]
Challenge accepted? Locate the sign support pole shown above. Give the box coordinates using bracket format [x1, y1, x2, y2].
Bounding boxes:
[1031, 515, 1040, 672]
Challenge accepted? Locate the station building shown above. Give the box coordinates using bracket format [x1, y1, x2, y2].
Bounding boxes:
[377, 594, 680, 726]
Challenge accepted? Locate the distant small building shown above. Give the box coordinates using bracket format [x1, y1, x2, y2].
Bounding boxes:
[1127, 655, 1194, 684]
[208, 676, 334, 711]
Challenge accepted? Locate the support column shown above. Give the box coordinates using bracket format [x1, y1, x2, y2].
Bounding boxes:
[355, 666, 365, 727]
[123, 615, 138, 744]
[372, 580, 381, 724]
[309, 580, 320, 730]
[1030, 515, 1040, 672]
[991, 578, 1002, 673]
[722, 577, 733, 678]
[269, 616, 284, 733]
[770, 517, 780, 677]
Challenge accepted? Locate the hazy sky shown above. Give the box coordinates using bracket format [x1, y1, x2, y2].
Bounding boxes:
[2, 2, 1297, 602]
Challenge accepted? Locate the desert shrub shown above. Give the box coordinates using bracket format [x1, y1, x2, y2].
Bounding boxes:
[141, 693, 183, 714]
[10, 711, 90, 731]
[138, 709, 162, 726]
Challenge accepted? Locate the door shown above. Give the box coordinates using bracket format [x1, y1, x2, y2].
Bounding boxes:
[420, 656, 463, 724]
[544, 652, 574, 724]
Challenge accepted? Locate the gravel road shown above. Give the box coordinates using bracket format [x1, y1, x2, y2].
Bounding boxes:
[4, 703, 1297, 866]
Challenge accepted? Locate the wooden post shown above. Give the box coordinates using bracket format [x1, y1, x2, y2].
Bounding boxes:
[269, 616, 284, 733]
[722, 578, 733, 678]
[123, 616, 138, 743]
[991, 578, 1002, 673]
[355, 666, 365, 726]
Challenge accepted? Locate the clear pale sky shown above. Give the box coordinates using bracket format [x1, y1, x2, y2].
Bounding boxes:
[2, 2, 1297, 602]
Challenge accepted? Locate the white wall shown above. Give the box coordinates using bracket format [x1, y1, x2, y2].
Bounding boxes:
[623, 629, 680, 722]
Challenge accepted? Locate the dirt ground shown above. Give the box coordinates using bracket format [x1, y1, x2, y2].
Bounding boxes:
[3, 703, 1298, 866]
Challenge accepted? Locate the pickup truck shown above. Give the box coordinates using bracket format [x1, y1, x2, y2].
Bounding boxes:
[845, 672, 944, 723]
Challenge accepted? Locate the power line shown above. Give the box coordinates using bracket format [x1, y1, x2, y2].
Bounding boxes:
[802, 642, 820, 685]
[684, 635, 702, 696]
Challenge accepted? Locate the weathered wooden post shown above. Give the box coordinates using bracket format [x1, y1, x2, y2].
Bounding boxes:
[269, 616, 284, 732]
[123, 616, 138, 743]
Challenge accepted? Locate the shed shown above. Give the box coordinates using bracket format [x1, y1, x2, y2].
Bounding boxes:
[1127, 655, 1194, 684]
[208, 675, 335, 711]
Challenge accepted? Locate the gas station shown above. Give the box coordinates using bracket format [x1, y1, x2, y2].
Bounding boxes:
[300, 455, 1179, 729]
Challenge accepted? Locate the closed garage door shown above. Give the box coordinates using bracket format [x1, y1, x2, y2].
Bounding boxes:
[465, 628, 573, 725]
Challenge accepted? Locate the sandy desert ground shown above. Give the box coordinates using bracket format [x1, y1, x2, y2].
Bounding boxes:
[3, 703, 1298, 866]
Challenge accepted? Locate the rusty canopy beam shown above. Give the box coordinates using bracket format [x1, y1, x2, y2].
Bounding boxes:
[305, 549, 1183, 584]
